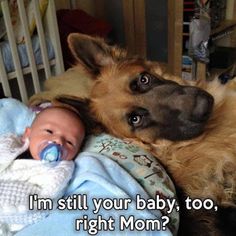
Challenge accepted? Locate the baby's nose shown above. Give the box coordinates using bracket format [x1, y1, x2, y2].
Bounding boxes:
[53, 136, 64, 146]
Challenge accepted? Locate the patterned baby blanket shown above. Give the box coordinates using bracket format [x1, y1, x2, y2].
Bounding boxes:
[0, 133, 74, 235]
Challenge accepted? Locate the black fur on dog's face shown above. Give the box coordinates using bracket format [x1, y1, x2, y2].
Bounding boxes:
[127, 75, 213, 141]
[57, 33, 214, 143]
[88, 60, 214, 142]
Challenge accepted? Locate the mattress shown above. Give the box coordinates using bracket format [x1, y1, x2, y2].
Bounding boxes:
[0, 34, 54, 73]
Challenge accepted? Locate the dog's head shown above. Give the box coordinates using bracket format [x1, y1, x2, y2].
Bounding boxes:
[57, 33, 214, 143]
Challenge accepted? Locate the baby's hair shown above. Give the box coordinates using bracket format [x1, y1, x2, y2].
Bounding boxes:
[39, 105, 78, 115]
[32, 106, 84, 127]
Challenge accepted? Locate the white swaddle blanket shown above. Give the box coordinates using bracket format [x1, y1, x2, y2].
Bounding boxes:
[0, 133, 74, 235]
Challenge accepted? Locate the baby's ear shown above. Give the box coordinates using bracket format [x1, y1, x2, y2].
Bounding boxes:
[22, 127, 31, 142]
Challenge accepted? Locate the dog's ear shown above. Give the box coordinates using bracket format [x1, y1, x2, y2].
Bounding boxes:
[68, 33, 126, 75]
[54, 95, 103, 134]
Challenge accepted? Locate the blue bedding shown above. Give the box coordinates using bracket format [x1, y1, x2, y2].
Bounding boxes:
[16, 152, 172, 236]
[0, 98, 178, 235]
[0, 98, 35, 136]
[0, 34, 54, 73]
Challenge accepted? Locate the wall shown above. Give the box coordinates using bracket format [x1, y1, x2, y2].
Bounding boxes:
[54, 0, 168, 62]
[145, 0, 168, 62]
[54, 0, 70, 9]
[102, 0, 125, 46]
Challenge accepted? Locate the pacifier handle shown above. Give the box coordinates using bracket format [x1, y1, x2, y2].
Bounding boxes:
[39, 143, 63, 162]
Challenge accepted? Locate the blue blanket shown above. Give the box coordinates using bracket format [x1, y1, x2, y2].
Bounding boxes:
[0, 98, 175, 235]
[0, 98, 35, 136]
[16, 152, 172, 236]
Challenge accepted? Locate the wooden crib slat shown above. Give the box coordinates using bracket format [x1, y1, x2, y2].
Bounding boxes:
[1, 0, 28, 103]
[0, 53, 12, 97]
[17, 0, 41, 94]
[33, 0, 51, 79]
[44, 0, 65, 75]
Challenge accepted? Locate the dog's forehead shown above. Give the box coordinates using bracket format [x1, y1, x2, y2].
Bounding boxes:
[89, 59, 181, 133]
[90, 60, 166, 112]
[105, 62, 146, 80]
[92, 60, 162, 96]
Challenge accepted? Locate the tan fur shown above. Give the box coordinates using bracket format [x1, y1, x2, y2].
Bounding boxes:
[85, 65, 236, 234]
[150, 80, 236, 203]
[29, 66, 95, 105]
[88, 60, 236, 205]
[33, 33, 236, 235]
[226, 76, 236, 90]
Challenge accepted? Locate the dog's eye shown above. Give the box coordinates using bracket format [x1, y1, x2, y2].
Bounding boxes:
[127, 108, 150, 129]
[130, 73, 152, 93]
[128, 114, 143, 127]
[139, 73, 150, 85]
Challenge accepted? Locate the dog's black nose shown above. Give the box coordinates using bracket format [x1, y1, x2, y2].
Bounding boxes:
[191, 90, 214, 122]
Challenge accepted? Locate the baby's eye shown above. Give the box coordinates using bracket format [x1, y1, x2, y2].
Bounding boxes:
[45, 129, 53, 134]
[66, 140, 74, 146]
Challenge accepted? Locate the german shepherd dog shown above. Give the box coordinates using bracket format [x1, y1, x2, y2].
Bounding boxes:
[57, 33, 236, 236]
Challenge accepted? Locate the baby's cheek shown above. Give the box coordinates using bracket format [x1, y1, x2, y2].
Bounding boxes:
[30, 148, 40, 160]
[33, 155, 41, 160]
[72, 148, 80, 159]
[66, 148, 78, 160]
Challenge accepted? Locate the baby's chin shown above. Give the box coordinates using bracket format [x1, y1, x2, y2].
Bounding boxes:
[64, 155, 75, 161]
[32, 155, 40, 160]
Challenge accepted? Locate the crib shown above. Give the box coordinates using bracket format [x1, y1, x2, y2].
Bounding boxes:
[0, 0, 64, 103]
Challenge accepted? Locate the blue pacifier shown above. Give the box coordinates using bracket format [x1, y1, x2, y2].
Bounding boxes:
[39, 142, 66, 162]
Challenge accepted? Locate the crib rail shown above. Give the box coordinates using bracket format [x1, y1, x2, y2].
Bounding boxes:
[0, 0, 64, 103]
[1, 0, 28, 102]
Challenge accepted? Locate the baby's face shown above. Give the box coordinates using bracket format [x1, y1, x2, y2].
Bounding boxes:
[23, 107, 85, 161]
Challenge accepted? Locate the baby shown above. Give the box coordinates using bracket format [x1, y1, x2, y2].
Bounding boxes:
[0, 106, 85, 234]
[22, 106, 85, 162]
